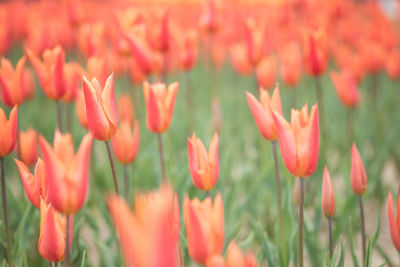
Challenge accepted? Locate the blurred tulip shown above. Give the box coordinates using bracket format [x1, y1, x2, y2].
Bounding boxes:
[62, 63, 83, 103]
[184, 193, 224, 264]
[143, 81, 179, 133]
[180, 31, 198, 71]
[82, 73, 118, 141]
[117, 94, 135, 124]
[188, 133, 219, 191]
[321, 166, 336, 217]
[0, 56, 28, 107]
[330, 69, 360, 108]
[231, 45, 253, 76]
[112, 120, 140, 165]
[386, 49, 400, 80]
[75, 90, 88, 128]
[303, 29, 328, 76]
[27, 46, 66, 100]
[256, 55, 277, 89]
[199, 0, 221, 34]
[206, 242, 258, 267]
[246, 85, 283, 141]
[87, 56, 109, 87]
[387, 192, 400, 251]
[107, 183, 180, 267]
[272, 103, 319, 177]
[147, 10, 170, 53]
[17, 128, 38, 167]
[39, 131, 92, 214]
[0, 106, 18, 157]
[39, 199, 73, 262]
[244, 19, 263, 67]
[350, 143, 367, 195]
[279, 41, 302, 87]
[124, 34, 155, 75]
[15, 158, 47, 209]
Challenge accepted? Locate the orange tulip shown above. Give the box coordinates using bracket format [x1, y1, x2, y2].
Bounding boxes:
[0, 106, 18, 157]
[17, 128, 38, 167]
[330, 69, 360, 108]
[39, 131, 93, 214]
[386, 49, 400, 80]
[350, 143, 367, 195]
[62, 62, 83, 103]
[124, 34, 154, 76]
[206, 242, 258, 267]
[147, 9, 170, 53]
[230, 44, 253, 76]
[279, 41, 302, 87]
[143, 81, 179, 133]
[0, 56, 28, 107]
[188, 133, 219, 191]
[15, 158, 47, 209]
[27, 46, 67, 100]
[117, 94, 135, 124]
[321, 166, 336, 218]
[303, 29, 328, 76]
[107, 183, 180, 267]
[112, 120, 140, 165]
[272, 103, 319, 177]
[256, 56, 277, 92]
[82, 73, 118, 141]
[183, 193, 224, 264]
[387, 192, 400, 251]
[87, 56, 109, 87]
[39, 199, 73, 262]
[244, 19, 263, 67]
[179, 31, 198, 71]
[246, 85, 283, 141]
[75, 90, 88, 128]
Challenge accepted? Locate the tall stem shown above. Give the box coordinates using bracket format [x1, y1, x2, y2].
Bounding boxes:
[157, 134, 167, 182]
[0, 158, 12, 266]
[185, 71, 194, 134]
[66, 104, 72, 133]
[272, 142, 285, 245]
[123, 165, 129, 200]
[65, 215, 71, 267]
[346, 108, 355, 146]
[359, 196, 366, 266]
[56, 101, 63, 133]
[328, 217, 333, 259]
[105, 141, 120, 194]
[315, 77, 325, 146]
[298, 178, 305, 267]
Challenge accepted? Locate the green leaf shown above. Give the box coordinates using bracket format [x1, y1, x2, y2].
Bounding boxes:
[80, 250, 87, 267]
[348, 219, 360, 267]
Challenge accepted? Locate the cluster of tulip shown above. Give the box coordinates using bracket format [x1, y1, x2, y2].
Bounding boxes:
[0, 0, 400, 266]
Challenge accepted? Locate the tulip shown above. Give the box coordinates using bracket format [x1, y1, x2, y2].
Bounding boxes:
[387, 192, 400, 251]
[206, 242, 258, 267]
[82, 73, 118, 141]
[179, 30, 198, 71]
[256, 55, 277, 89]
[183, 193, 224, 264]
[321, 166, 335, 258]
[246, 85, 283, 141]
[279, 41, 302, 87]
[39, 130, 92, 215]
[17, 128, 38, 167]
[272, 103, 319, 178]
[15, 158, 47, 209]
[0, 106, 18, 158]
[107, 183, 180, 267]
[75, 90, 88, 128]
[243, 19, 263, 67]
[62, 62, 83, 103]
[303, 29, 328, 77]
[117, 94, 135, 124]
[188, 133, 219, 191]
[385, 49, 400, 80]
[230, 44, 253, 76]
[199, 0, 220, 34]
[351, 143, 367, 265]
[143, 81, 179, 134]
[39, 199, 73, 263]
[0, 56, 28, 107]
[330, 69, 360, 108]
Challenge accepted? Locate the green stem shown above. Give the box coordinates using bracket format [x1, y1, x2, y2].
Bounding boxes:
[272, 142, 285, 254]
[1, 157, 12, 266]
[56, 101, 63, 133]
[157, 134, 167, 182]
[185, 70, 194, 134]
[123, 165, 129, 200]
[359, 196, 366, 266]
[66, 104, 72, 133]
[315, 77, 325, 146]
[328, 217, 333, 259]
[298, 178, 305, 267]
[65, 215, 70, 267]
[346, 108, 355, 146]
[105, 141, 120, 194]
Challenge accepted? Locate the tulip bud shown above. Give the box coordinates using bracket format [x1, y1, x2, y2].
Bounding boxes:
[17, 128, 38, 166]
[256, 55, 276, 89]
[112, 120, 140, 165]
[321, 166, 336, 218]
[350, 143, 367, 195]
[184, 193, 224, 264]
[117, 94, 135, 124]
[279, 41, 302, 87]
[82, 73, 118, 141]
[188, 133, 219, 191]
[75, 90, 88, 128]
[0, 56, 28, 107]
[387, 192, 400, 251]
[303, 29, 328, 76]
[62, 62, 83, 103]
[330, 69, 360, 108]
[0, 106, 18, 157]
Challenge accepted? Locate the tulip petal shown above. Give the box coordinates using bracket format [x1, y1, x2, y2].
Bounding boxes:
[101, 73, 118, 135]
[388, 193, 400, 251]
[246, 91, 275, 140]
[15, 158, 41, 209]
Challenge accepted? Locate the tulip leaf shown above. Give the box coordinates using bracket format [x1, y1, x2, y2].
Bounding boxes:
[80, 250, 86, 267]
[348, 221, 360, 267]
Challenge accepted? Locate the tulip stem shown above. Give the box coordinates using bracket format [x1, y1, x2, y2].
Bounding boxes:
[185, 70, 194, 134]
[0, 158, 12, 266]
[298, 178, 304, 267]
[65, 215, 70, 267]
[56, 101, 64, 133]
[315, 77, 325, 147]
[53, 262, 58, 267]
[328, 217, 333, 259]
[272, 142, 285, 254]
[66, 104, 73, 133]
[358, 196, 366, 266]
[105, 141, 120, 194]
[123, 165, 129, 200]
[346, 108, 355, 146]
[157, 134, 167, 182]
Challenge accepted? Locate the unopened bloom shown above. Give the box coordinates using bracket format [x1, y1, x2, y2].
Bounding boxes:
[107, 183, 180, 267]
[17, 128, 38, 166]
[62, 62, 83, 103]
[272, 103, 319, 177]
[350, 143, 367, 195]
[117, 94, 135, 124]
[243, 18, 263, 67]
[303, 29, 328, 76]
[179, 31, 198, 71]
[206, 241, 258, 267]
[75, 90, 88, 128]
[321, 166, 336, 218]
[0, 56, 29, 106]
[246, 85, 283, 141]
[184, 193, 224, 264]
[112, 120, 140, 165]
[188, 133, 219, 191]
[143, 81, 179, 133]
[256, 55, 277, 89]
[0, 106, 18, 157]
[279, 41, 302, 87]
[82, 73, 118, 141]
[39, 131, 93, 214]
[330, 69, 360, 108]
[387, 193, 400, 251]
